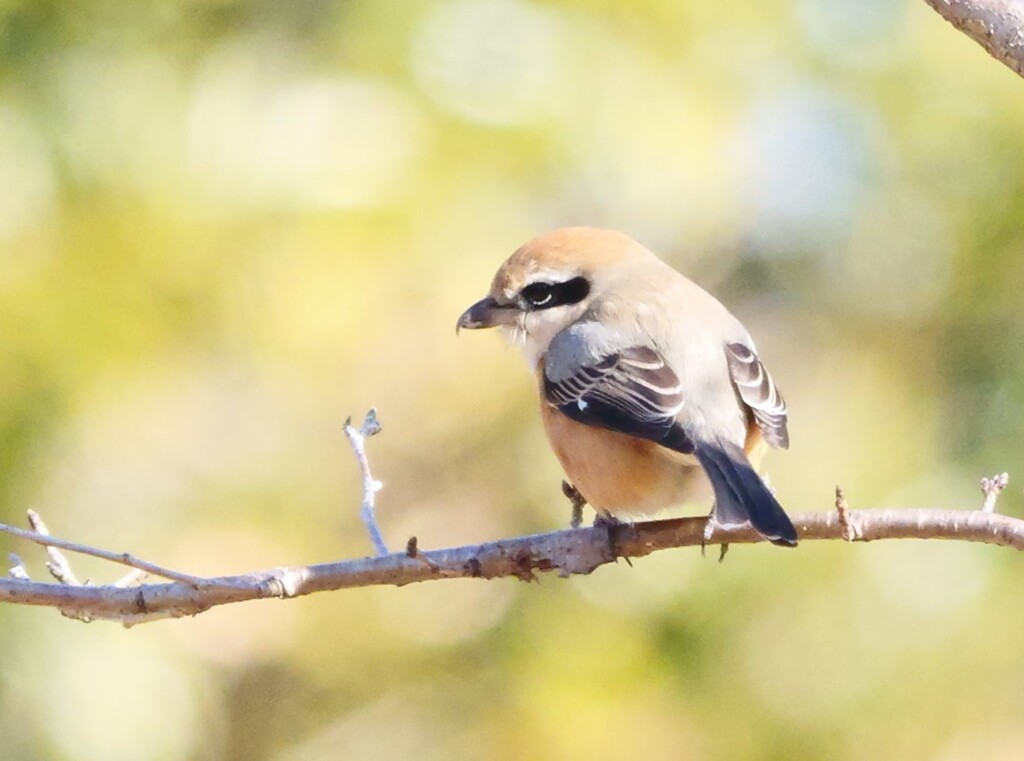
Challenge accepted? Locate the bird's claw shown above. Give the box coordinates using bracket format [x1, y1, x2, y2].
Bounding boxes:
[593, 511, 631, 565]
[701, 514, 729, 562]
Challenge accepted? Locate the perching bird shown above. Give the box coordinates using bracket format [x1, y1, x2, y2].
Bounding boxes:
[457, 227, 797, 547]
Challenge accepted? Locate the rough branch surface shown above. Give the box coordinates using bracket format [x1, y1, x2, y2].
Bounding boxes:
[923, 0, 1024, 77]
[0, 408, 1018, 626]
[3, 507, 1024, 626]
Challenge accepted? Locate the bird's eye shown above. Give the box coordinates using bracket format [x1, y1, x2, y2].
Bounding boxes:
[519, 277, 591, 311]
[521, 282, 554, 307]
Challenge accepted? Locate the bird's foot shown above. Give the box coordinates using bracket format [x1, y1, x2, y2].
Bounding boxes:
[701, 512, 729, 563]
[562, 481, 588, 529]
[593, 511, 632, 565]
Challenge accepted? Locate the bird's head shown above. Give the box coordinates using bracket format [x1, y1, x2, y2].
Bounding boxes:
[457, 227, 656, 365]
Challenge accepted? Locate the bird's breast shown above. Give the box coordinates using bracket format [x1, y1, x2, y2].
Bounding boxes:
[538, 401, 709, 515]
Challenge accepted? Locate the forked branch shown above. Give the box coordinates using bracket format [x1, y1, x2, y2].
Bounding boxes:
[0, 413, 1018, 627]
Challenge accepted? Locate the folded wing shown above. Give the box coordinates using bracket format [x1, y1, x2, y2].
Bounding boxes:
[543, 345, 694, 454]
[725, 342, 789, 449]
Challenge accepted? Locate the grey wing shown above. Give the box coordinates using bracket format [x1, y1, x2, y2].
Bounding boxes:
[544, 345, 694, 454]
[725, 342, 789, 449]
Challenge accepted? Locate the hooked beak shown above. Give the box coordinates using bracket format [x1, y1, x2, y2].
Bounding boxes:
[456, 296, 519, 334]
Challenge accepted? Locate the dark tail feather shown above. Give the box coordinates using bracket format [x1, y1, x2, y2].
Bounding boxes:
[694, 441, 798, 547]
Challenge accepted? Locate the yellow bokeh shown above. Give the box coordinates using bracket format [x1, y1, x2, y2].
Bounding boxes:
[2, 1, 1024, 759]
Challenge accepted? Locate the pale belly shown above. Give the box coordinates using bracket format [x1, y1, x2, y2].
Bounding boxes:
[539, 401, 712, 516]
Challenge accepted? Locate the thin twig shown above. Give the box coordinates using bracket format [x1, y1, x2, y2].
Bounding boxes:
[8, 553, 30, 581]
[112, 569, 149, 588]
[0, 519, 211, 588]
[405, 535, 440, 571]
[344, 409, 388, 556]
[27, 510, 82, 585]
[980, 473, 1009, 513]
[835, 486, 856, 541]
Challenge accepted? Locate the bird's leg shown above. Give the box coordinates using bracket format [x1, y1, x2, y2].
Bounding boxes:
[561, 480, 588, 529]
[702, 507, 729, 563]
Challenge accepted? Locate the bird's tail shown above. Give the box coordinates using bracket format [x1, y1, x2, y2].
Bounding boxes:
[694, 440, 798, 547]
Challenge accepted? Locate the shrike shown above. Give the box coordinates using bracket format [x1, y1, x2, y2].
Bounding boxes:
[457, 227, 797, 546]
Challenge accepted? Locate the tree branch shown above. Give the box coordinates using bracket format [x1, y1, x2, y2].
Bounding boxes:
[3, 506, 1024, 627]
[0, 408, 1017, 627]
[922, 0, 1024, 78]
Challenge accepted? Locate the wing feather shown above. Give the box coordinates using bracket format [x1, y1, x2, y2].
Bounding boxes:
[543, 346, 693, 454]
[725, 342, 789, 449]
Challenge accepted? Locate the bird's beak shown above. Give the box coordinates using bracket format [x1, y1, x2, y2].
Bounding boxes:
[456, 296, 518, 334]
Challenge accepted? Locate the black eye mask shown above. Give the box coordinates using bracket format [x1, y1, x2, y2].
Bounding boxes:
[519, 277, 590, 311]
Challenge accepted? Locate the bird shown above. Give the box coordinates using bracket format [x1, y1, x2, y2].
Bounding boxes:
[456, 227, 797, 547]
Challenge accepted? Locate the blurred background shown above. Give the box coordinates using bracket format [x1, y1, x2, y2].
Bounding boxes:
[2, 0, 1024, 758]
